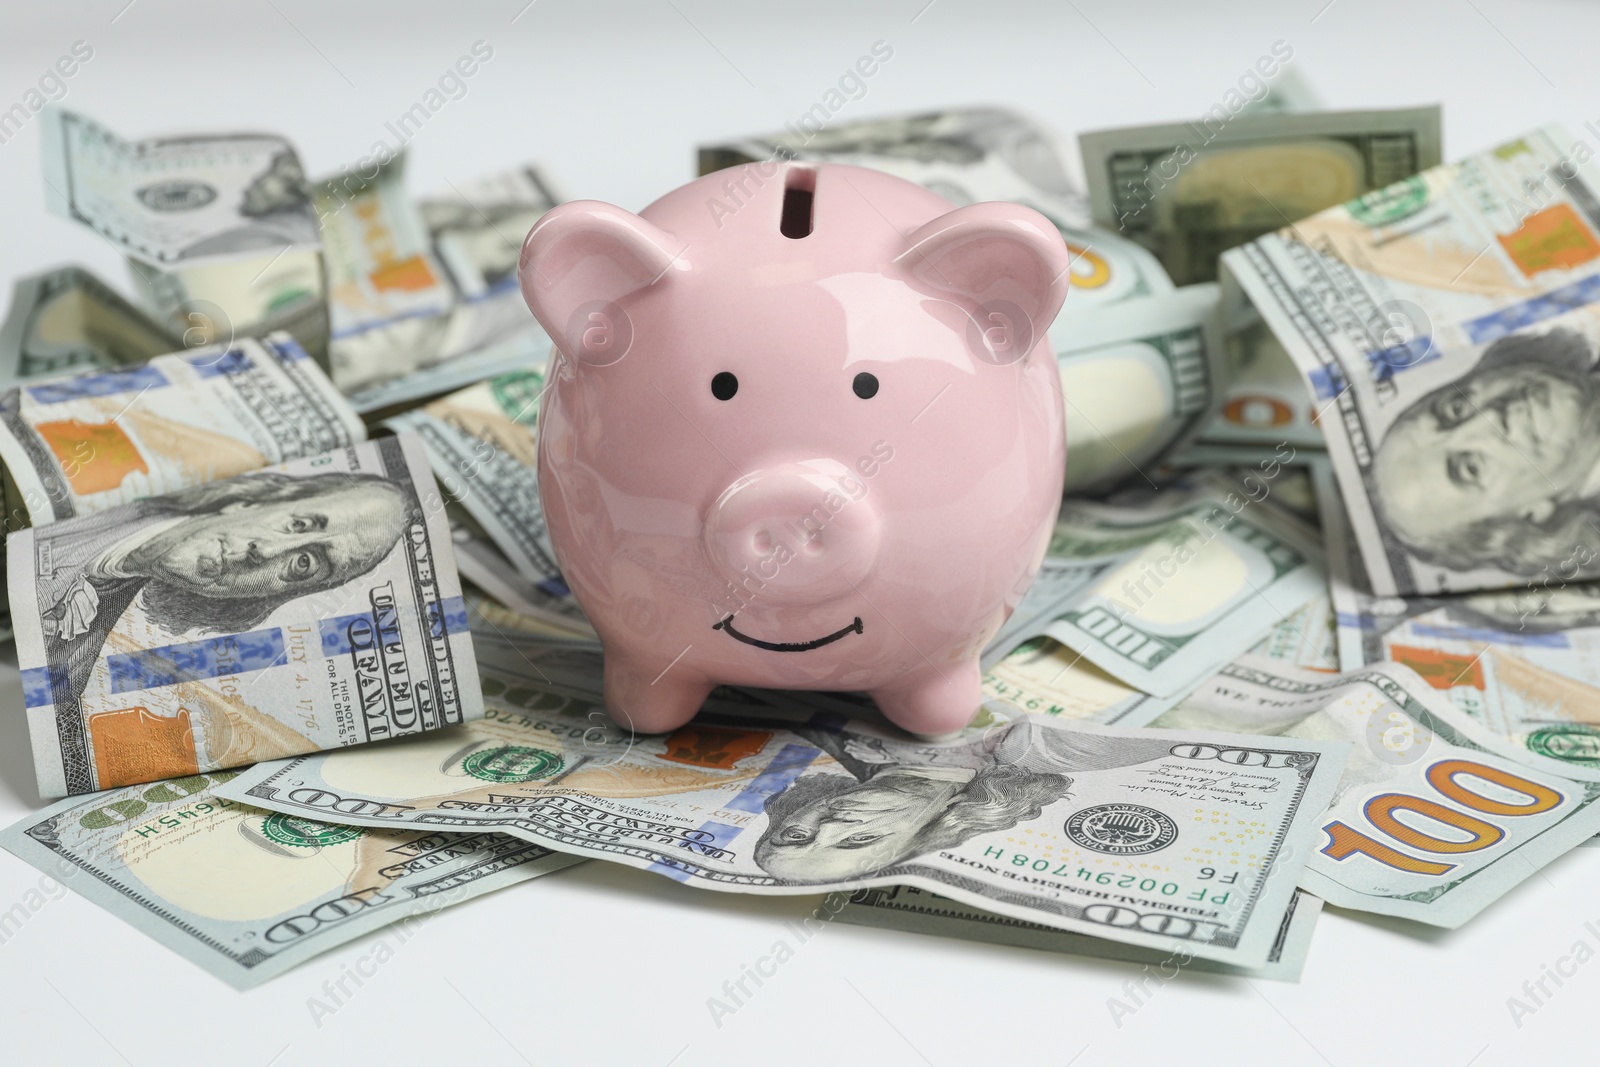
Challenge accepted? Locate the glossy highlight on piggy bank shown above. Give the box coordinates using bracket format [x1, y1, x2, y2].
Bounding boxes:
[518, 162, 1070, 737]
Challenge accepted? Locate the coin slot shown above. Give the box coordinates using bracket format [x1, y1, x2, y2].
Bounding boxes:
[780, 166, 815, 239]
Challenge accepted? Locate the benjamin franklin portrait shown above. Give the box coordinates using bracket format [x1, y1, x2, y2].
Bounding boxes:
[751, 720, 1175, 884]
[1372, 326, 1600, 579]
[35, 468, 414, 709]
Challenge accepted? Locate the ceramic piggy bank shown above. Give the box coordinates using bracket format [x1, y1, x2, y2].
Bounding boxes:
[519, 162, 1069, 738]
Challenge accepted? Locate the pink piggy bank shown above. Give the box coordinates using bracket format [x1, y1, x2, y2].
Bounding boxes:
[519, 162, 1069, 738]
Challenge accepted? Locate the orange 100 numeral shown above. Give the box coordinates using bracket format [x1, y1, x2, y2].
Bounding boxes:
[1320, 759, 1564, 876]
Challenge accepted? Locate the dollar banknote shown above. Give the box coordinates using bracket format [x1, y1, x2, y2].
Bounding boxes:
[0, 265, 177, 388]
[12, 433, 481, 797]
[700, 105, 1090, 227]
[1057, 283, 1221, 491]
[1081, 106, 1442, 285]
[0, 768, 578, 988]
[827, 884, 1323, 982]
[40, 108, 328, 364]
[384, 366, 564, 589]
[316, 152, 456, 395]
[1221, 124, 1600, 596]
[0, 332, 362, 526]
[1148, 656, 1600, 926]
[989, 474, 1326, 696]
[216, 678, 1350, 968]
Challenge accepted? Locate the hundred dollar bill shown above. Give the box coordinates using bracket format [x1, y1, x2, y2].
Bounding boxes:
[826, 884, 1323, 982]
[1220, 124, 1600, 596]
[1082, 106, 1442, 285]
[216, 683, 1350, 968]
[12, 433, 482, 797]
[0, 265, 177, 388]
[316, 152, 455, 395]
[1150, 656, 1600, 927]
[40, 108, 328, 364]
[0, 768, 578, 989]
[383, 366, 564, 587]
[1057, 283, 1221, 491]
[0, 332, 363, 526]
[991, 474, 1326, 695]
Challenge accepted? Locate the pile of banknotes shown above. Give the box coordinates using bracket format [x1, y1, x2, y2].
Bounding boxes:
[7, 94, 1600, 992]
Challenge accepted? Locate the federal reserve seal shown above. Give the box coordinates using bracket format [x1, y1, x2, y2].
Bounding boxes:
[260, 812, 364, 848]
[463, 745, 564, 783]
[1065, 804, 1178, 855]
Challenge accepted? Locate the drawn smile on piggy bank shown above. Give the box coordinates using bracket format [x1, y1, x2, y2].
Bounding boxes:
[712, 614, 864, 652]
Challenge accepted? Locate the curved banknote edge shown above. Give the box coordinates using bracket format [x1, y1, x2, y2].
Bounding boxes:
[1056, 284, 1223, 493]
[0, 768, 577, 989]
[1148, 655, 1600, 927]
[216, 666, 1349, 969]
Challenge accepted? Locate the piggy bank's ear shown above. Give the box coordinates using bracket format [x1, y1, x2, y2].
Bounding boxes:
[896, 202, 1071, 364]
[519, 201, 687, 363]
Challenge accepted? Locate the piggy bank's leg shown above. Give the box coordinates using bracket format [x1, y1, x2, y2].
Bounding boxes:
[870, 659, 984, 740]
[603, 655, 712, 734]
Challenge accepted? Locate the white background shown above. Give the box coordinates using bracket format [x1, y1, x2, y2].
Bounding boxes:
[1, 1, 1598, 1064]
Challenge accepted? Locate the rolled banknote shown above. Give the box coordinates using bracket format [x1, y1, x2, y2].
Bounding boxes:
[826, 884, 1324, 983]
[11, 433, 481, 797]
[1146, 656, 1600, 927]
[987, 472, 1326, 696]
[0, 768, 578, 988]
[1056, 283, 1222, 492]
[1081, 106, 1442, 284]
[316, 152, 455, 396]
[1221, 124, 1600, 596]
[215, 680, 1350, 968]
[40, 108, 328, 364]
[383, 366, 564, 589]
[0, 332, 363, 526]
[0, 265, 178, 388]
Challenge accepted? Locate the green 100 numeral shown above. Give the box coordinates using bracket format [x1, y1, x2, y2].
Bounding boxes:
[1320, 759, 1562, 876]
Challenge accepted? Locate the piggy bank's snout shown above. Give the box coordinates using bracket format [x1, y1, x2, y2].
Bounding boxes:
[705, 460, 881, 603]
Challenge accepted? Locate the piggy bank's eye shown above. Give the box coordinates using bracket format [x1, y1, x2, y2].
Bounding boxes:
[852, 372, 879, 399]
[711, 372, 739, 400]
